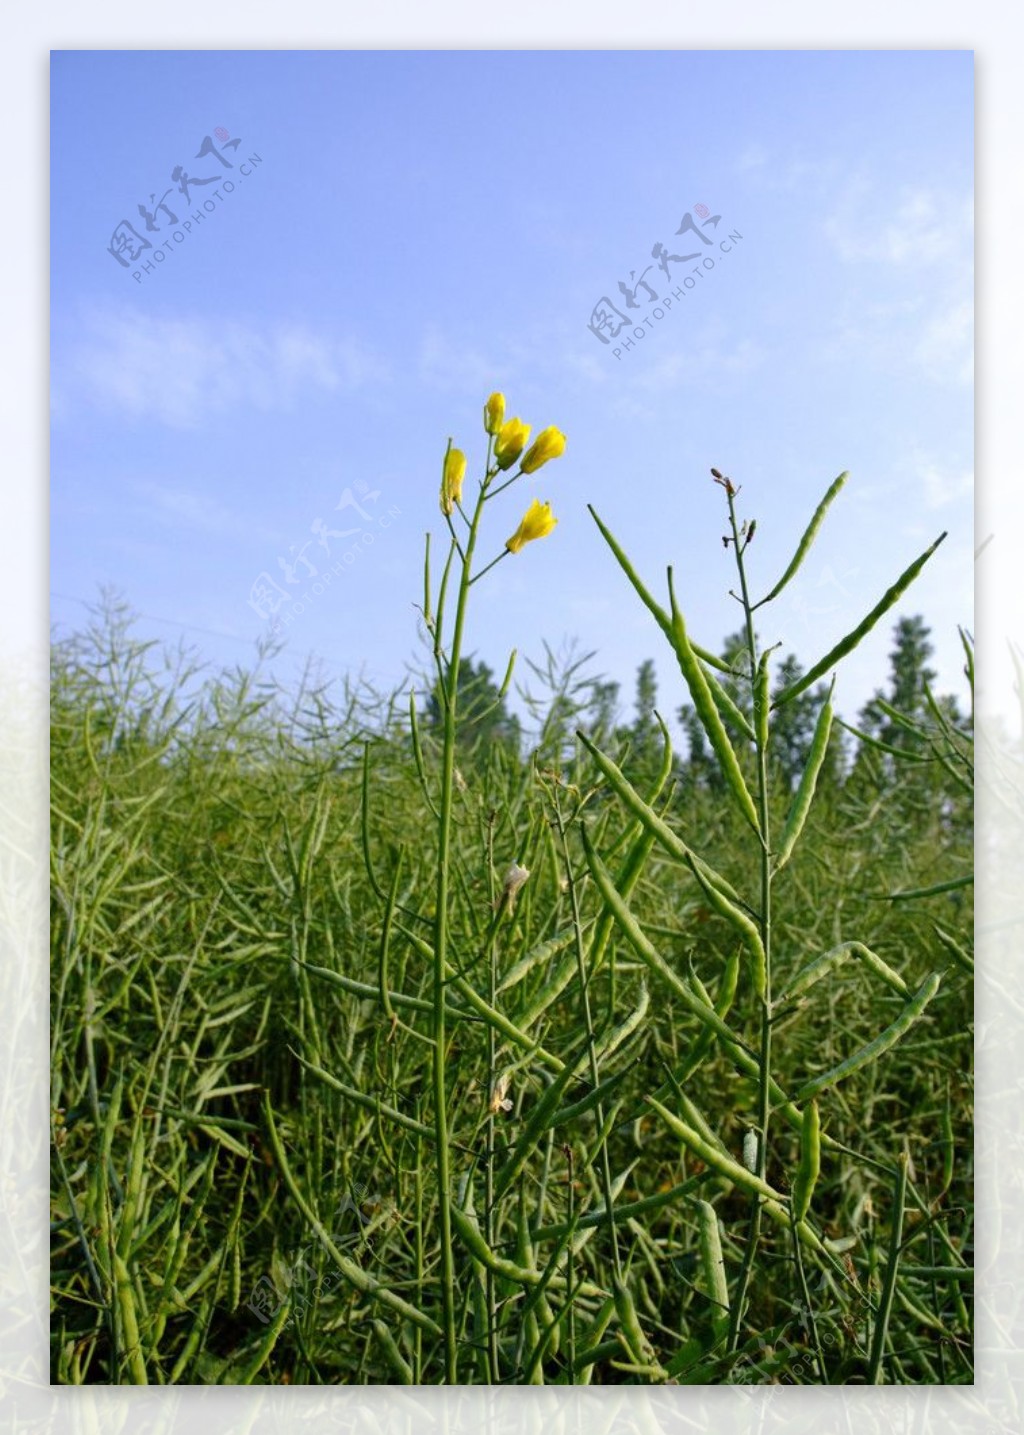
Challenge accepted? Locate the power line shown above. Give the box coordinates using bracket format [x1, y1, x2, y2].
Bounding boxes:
[49, 590, 412, 690]
[51, 590, 261, 650]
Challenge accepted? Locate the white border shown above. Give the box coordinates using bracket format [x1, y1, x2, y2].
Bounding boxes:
[5, 6, 1016, 1430]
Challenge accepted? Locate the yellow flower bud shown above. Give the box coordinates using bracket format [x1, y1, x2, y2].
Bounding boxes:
[493, 418, 531, 471]
[440, 445, 466, 516]
[484, 392, 505, 435]
[505, 498, 558, 554]
[520, 426, 566, 475]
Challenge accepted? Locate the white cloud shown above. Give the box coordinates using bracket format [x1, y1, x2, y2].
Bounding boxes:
[732, 146, 842, 196]
[913, 300, 973, 386]
[823, 179, 972, 268]
[140, 482, 244, 535]
[57, 308, 391, 427]
[416, 321, 625, 400]
[917, 459, 974, 511]
[821, 282, 972, 389]
[633, 335, 765, 393]
[416, 328, 508, 394]
[594, 316, 767, 419]
[735, 143, 769, 174]
[560, 348, 610, 387]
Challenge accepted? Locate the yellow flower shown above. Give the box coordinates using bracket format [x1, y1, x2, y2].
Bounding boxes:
[506, 498, 557, 554]
[520, 426, 566, 475]
[484, 392, 505, 435]
[493, 417, 531, 471]
[440, 445, 466, 516]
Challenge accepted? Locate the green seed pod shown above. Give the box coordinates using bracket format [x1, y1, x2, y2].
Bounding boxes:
[574, 1296, 616, 1383]
[753, 650, 771, 751]
[791, 1099, 821, 1222]
[742, 1129, 758, 1174]
[372, 1319, 414, 1384]
[666, 572, 760, 834]
[685, 855, 767, 999]
[115, 1122, 147, 1262]
[774, 684, 834, 874]
[778, 939, 910, 1004]
[494, 1062, 580, 1202]
[579, 827, 749, 1048]
[645, 1097, 782, 1202]
[449, 1202, 606, 1298]
[772, 529, 946, 708]
[587, 503, 735, 677]
[586, 981, 649, 1071]
[517, 1205, 544, 1384]
[113, 1251, 148, 1384]
[695, 1199, 730, 1345]
[551, 1064, 633, 1127]
[517, 940, 584, 1028]
[497, 928, 576, 994]
[676, 947, 742, 1084]
[756, 472, 847, 607]
[575, 727, 743, 906]
[933, 923, 974, 976]
[678, 1091, 728, 1154]
[613, 1277, 656, 1366]
[795, 972, 942, 1103]
[537, 1289, 560, 1359]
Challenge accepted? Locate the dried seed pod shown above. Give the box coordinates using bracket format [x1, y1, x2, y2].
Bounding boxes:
[489, 1070, 514, 1116]
[497, 860, 531, 913]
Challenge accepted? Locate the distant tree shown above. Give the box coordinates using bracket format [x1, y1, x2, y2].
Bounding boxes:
[582, 678, 621, 745]
[719, 629, 756, 709]
[847, 616, 974, 808]
[677, 701, 721, 794]
[859, 616, 938, 753]
[424, 656, 521, 761]
[632, 659, 659, 752]
[522, 640, 611, 772]
[673, 633, 849, 793]
[613, 659, 665, 793]
[889, 616, 939, 718]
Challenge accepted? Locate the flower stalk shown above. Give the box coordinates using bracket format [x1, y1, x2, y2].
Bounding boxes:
[425, 394, 565, 1381]
[719, 479, 775, 1354]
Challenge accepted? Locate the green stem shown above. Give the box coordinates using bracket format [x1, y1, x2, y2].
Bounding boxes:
[551, 788, 622, 1284]
[433, 473, 488, 1383]
[791, 1206, 828, 1382]
[484, 807, 500, 1384]
[468, 548, 511, 587]
[722, 487, 774, 1354]
[868, 1151, 910, 1383]
[484, 467, 520, 500]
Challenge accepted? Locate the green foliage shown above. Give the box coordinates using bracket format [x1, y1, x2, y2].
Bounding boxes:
[424, 655, 521, 761]
[50, 470, 972, 1387]
[860, 615, 938, 748]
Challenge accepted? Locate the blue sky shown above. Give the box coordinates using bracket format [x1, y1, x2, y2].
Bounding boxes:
[51, 49, 973, 738]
